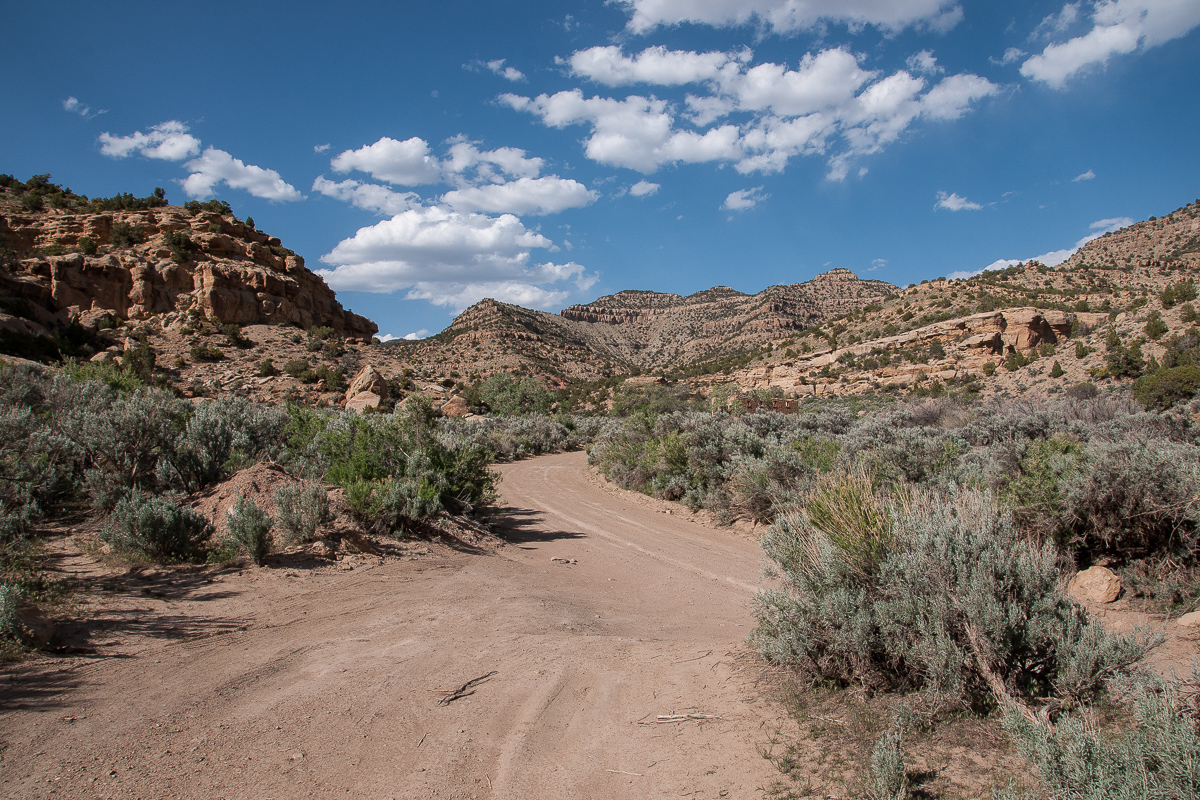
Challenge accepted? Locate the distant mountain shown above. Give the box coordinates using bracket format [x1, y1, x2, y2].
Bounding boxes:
[386, 268, 898, 382]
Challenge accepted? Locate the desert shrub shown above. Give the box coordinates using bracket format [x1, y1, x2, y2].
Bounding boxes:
[1065, 382, 1099, 401]
[998, 669, 1200, 800]
[109, 222, 143, 247]
[866, 728, 909, 800]
[77, 236, 97, 255]
[984, 362, 997, 376]
[752, 486, 1150, 713]
[188, 343, 224, 362]
[1059, 440, 1200, 560]
[0, 583, 21, 641]
[257, 358, 277, 377]
[225, 494, 272, 565]
[1051, 360, 1064, 378]
[477, 372, 555, 416]
[313, 364, 344, 391]
[101, 492, 212, 562]
[162, 229, 197, 263]
[1145, 311, 1168, 341]
[157, 396, 288, 492]
[998, 435, 1084, 542]
[273, 481, 330, 545]
[1103, 342, 1145, 379]
[1133, 365, 1200, 410]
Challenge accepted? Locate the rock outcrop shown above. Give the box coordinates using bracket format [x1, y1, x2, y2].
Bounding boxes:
[0, 205, 376, 339]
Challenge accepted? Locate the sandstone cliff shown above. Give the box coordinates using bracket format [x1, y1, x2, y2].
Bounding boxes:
[0, 199, 376, 341]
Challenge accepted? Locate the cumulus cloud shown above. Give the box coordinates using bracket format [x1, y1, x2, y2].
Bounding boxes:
[947, 215, 1135, 278]
[99, 120, 200, 161]
[935, 190, 983, 211]
[485, 58, 526, 82]
[316, 205, 597, 311]
[505, 46, 998, 179]
[723, 186, 768, 210]
[314, 143, 332, 153]
[401, 330, 429, 340]
[567, 45, 742, 86]
[330, 136, 443, 185]
[629, 179, 660, 196]
[313, 176, 418, 215]
[616, 0, 964, 35]
[1021, 0, 1200, 88]
[442, 176, 597, 216]
[906, 50, 944, 75]
[1073, 169, 1096, 181]
[442, 139, 543, 182]
[182, 148, 304, 201]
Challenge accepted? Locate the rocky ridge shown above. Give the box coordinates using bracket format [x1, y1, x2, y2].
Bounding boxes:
[0, 198, 376, 341]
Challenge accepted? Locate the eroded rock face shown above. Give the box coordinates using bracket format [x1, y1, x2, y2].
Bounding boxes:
[0, 206, 376, 338]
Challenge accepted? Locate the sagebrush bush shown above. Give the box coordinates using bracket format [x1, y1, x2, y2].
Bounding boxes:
[752, 486, 1151, 713]
[996, 669, 1200, 800]
[100, 493, 212, 562]
[273, 481, 330, 545]
[0, 583, 21, 641]
[225, 494, 272, 565]
[866, 728, 908, 800]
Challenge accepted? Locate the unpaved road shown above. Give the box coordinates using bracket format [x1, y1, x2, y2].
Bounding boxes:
[1, 452, 791, 799]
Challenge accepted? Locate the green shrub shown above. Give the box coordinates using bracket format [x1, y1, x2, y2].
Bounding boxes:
[1133, 365, 1200, 410]
[257, 358, 277, 377]
[273, 481, 330, 544]
[866, 728, 908, 800]
[1180, 303, 1197, 323]
[0, 583, 21, 641]
[225, 494, 272, 565]
[77, 236, 97, 255]
[998, 668, 1200, 800]
[109, 222, 143, 248]
[1050, 360, 1064, 378]
[983, 362, 997, 376]
[1145, 311, 1168, 340]
[162, 229, 197, 263]
[752, 487, 1150, 713]
[188, 343, 224, 362]
[100, 493, 212, 562]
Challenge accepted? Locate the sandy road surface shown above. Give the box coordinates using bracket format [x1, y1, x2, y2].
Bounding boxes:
[1, 451, 791, 799]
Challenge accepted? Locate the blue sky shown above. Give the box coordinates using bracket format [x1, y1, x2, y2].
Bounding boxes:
[5, 1, 1199, 340]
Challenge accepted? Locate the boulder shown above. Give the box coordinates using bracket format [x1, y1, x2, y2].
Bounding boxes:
[347, 364, 389, 400]
[1067, 566, 1122, 604]
[345, 391, 383, 413]
[1176, 610, 1200, 628]
[440, 395, 471, 417]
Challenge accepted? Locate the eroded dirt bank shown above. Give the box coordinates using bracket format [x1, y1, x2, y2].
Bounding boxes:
[1, 451, 792, 799]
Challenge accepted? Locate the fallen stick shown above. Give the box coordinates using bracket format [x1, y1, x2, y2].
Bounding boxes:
[640, 713, 721, 724]
[606, 769, 643, 776]
[433, 671, 498, 705]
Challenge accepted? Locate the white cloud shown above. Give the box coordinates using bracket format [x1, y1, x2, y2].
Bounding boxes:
[98, 120, 200, 161]
[313, 176, 418, 215]
[400, 330, 428, 341]
[442, 140, 543, 182]
[182, 148, 303, 201]
[906, 50, 943, 75]
[935, 190, 983, 211]
[331, 137, 443, 185]
[314, 143, 332, 153]
[948, 215, 1135, 278]
[501, 90, 740, 173]
[998, 47, 1027, 64]
[506, 46, 997, 179]
[723, 186, 768, 210]
[1073, 169, 1096, 181]
[485, 58, 526, 82]
[616, 0, 964, 35]
[629, 179, 660, 196]
[63, 96, 106, 120]
[442, 176, 598, 216]
[869, 258, 887, 272]
[567, 45, 740, 86]
[1021, 0, 1200, 88]
[316, 205, 597, 311]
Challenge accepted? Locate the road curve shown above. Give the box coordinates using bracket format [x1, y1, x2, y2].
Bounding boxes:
[1, 450, 789, 799]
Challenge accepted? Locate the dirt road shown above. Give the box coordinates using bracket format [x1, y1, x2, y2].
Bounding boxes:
[1, 451, 791, 799]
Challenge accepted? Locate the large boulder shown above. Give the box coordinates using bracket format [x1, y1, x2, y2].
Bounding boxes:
[1066, 566, 1122, 604]
[344, 365, 389, 413]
